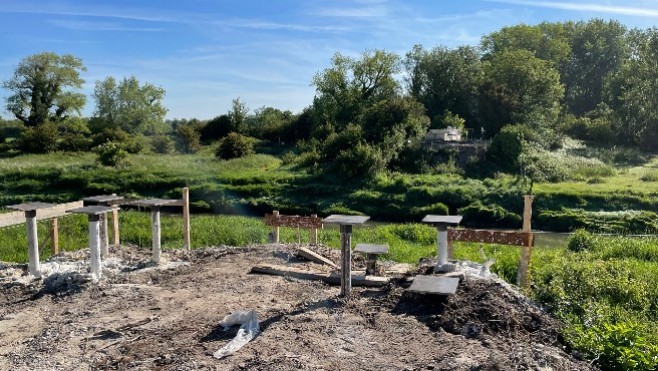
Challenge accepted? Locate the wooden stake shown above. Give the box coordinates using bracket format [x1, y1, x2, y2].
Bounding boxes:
[272, 210, 280, 243]
[310, 214, 318, 245]
[51, 218, 59, 255]
[183, 187, 191, 250]
[112, 208, 120, 247]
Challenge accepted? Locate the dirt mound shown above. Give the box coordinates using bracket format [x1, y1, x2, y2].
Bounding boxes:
[0, 245, 594, 370]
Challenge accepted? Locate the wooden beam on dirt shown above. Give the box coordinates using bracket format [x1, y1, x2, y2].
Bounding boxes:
[251, 264, 390, 287]
[296, 247, 338, 268]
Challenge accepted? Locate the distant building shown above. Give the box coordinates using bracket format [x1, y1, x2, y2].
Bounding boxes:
[424, 126, 462, 142]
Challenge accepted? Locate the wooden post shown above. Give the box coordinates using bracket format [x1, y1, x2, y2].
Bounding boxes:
[522, 195, 534, 232]
[340, 224, 352, 297]
[25, 210, 40, 277]
[51, 218, 59, 255]
[517, 195, 534, 288]
[88, 214, 102, 279]
[112, 208, 120, 247]
[183, 187, 191, 250]
[272, 210, 280, 243]
[151, 207, 161, 264]
[310, 214, 318, 246]
[100, 213, 109, 257]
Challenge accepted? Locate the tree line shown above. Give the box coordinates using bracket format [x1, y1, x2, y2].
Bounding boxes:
[1, 19, 656, 176]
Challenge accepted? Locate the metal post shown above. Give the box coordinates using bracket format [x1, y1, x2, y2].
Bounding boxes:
[88, 214, 102, 279]
[340, 224, 353, 297]
[151, 207, 161, 264]
[25, 210, 40, 277]
[435, 224, 455, 273]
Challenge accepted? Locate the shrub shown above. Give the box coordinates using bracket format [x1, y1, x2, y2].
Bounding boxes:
[91, 128, 143, 154]
[458, 201, 522, 229]
[18, 123, 59, 153]
[95, 142, 128, 167]
[215, 132, 255, 160]
[58, 132, 92, 152]
[487, 124, 528, 171]
[151, 135, 175, 154]
[176, 124, 201, 153]
[568, 229, 595, 252]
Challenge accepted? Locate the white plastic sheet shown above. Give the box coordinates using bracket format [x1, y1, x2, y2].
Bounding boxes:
[213, 310, 260, 359]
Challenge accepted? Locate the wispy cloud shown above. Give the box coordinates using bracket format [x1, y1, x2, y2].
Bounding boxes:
[0, 1, 204, 23]
[310, 5, 389, 18]
[487, 0, 658, 18]
[416, 9, 511, 23]
[215, 19, 349, 33]
[49, 20, 163, 32]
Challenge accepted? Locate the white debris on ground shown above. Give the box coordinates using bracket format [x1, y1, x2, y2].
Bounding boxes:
[213, 310, 260, 359]
[452, 259, 530, 303]
[0, 253, 190, 286]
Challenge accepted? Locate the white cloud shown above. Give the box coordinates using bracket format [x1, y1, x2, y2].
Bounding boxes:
[487, 0, 658, 18]
[49, 20, 163, 32]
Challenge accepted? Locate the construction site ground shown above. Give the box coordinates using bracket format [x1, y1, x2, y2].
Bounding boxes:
[0, 244, 595, 370]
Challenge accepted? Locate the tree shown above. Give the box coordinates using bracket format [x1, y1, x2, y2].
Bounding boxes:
[564, 19, 628, 115]
[481, 22, 572, 68]
[175, 124, 201, 153]
[229, 98, 248, 134]
[480, 49, 564, 138]
[200, 114, 232, 143]
[91, 76, 167, 135]
[3, 52, 86, 127]
[405, 45, 482, 129]
[606, 28, 658, 150]
[312, 50, 400, 130]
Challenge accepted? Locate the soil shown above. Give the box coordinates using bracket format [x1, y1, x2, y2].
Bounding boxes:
[0, 244, 596, 370]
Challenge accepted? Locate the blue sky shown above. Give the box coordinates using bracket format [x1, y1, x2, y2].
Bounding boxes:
[1, 0, 658, 120]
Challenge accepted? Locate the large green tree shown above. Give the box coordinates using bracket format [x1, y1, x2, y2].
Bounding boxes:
[91, 76, 167, 135]
[312, 50, 400, 130]
[480, 49, 564, 138]
[607, 28, 658, 151]
[3, 52, 86, 127]
[405, 45, 482, 130]
[564, 19, 628, 115]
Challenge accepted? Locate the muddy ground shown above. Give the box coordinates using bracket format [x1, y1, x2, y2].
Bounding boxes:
[0, 244, 595, 370]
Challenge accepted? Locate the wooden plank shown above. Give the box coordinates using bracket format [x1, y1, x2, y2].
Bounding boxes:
[265, 213, 323, 228]
[0, 200, 83, 228]
[51, 218, 59, 254]
[408, 275, 460, 295]
[449, 229, 534, 247]
[251, 264, 390, 287]
[296, 247, 338, 268]
[182, 187, 191, 250]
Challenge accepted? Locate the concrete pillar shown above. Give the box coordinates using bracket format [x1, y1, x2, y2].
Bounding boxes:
[183, 187, 191, 250]
[272, 210, 280, 243]
[100, 213, 109, 257]
[151, 207, 161, 264]
[522, 195, 534, 232]
[435, 224, 455, 273]
[88, 215, 102, 279]
[25, 210, 40, 277]
[340, 224, 352, 297]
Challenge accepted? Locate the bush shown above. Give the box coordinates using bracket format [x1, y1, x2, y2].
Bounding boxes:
[215, 132, 255, 160]
[95, 142, 128, 167]
[151, 135, 175, 154]
[91, 128, 143, 154]
[458, 201, 522, 229]
[58, 132, 92, 152]
[175, 124, 201, 153]
[487, 124, 528, 171]
[18, 123, 59, 153]
[568, 229, 595, 252]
